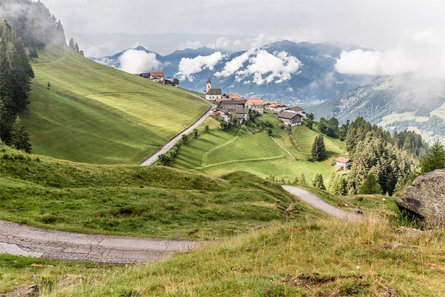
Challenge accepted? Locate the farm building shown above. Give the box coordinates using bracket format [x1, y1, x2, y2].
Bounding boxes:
[335, 157, 352, 170]
[247, 97, 265, 113]
[276, 111, 303, 126]
[219, 99, 247, 111]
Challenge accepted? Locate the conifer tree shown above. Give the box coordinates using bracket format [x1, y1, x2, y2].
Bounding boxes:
[420, 141, 445, 173]
[10, 116, 31, 153]
[312, 173, 326, 190]
[311, 135, 327, 161]
[359, 172, 381, 194]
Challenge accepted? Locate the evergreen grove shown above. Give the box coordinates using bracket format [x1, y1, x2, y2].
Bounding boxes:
[0, 20, 34, 151]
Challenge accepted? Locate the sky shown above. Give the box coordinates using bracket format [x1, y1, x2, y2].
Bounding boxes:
[41, 0, 445, 78]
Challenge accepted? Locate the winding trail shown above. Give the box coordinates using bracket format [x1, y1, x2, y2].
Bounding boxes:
[139, 92, 214, 166]
[282, 186, 364, 222]
[0, 220, 199, 264]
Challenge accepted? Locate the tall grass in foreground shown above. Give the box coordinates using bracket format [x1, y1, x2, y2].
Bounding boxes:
[2, 217, 443, 296]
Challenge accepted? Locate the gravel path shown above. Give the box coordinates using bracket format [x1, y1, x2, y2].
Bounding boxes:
[140, 92, 214, 166]
[282, 186, 364, 222]
[0, 220, 200, 264]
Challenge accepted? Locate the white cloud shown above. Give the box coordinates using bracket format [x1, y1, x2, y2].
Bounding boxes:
[335, 49, 415, 76]
[179, 41, 202, 50]
[177, 52, 224, 81]
[214, 51, 252, 77]
[335, 28, 445, 79]
[118, 49, 162, 74]
[236, 50, 302, 85]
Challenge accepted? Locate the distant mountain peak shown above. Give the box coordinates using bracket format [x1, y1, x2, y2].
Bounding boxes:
[90, 40, 374, 102]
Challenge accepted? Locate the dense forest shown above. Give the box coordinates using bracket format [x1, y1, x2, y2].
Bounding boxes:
[0, 20, 33, 151]
[340, 117, 427, 195]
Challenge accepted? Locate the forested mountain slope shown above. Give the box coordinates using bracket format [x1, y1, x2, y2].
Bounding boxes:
[311, 75, 445, 143]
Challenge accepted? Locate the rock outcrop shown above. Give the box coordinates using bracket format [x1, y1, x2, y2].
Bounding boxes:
[396, 169, 445, 225]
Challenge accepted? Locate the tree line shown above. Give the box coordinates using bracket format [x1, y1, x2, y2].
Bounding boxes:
[307, 116, 431, 196]
[0, 20, 33, 152]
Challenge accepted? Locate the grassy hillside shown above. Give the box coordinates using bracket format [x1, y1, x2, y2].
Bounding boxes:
[0, 144, 315, 239]
[23, 47, 210, 164]
[173, 114, 344, 183]
[2, 216, 444, 296]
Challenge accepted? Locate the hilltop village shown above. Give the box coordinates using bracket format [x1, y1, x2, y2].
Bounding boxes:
[205, 79, 306, 126]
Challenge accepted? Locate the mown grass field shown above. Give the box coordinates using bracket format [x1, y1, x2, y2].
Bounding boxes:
[23, 47, 210, 164]
[0, 144, 315, 239]
[2, 217, 444, 296]
[173, 114, 344, 183]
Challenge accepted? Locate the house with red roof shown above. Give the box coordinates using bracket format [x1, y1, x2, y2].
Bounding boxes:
[335, 157, 352, 170]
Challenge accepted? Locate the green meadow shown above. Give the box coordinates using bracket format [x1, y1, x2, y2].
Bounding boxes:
[0, 144, 315, 239]
[23, 47, 209, 164]
[173, 113, 344, 183]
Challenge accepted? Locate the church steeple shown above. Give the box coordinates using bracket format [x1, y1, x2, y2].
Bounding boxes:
[206, 79, 212, 94]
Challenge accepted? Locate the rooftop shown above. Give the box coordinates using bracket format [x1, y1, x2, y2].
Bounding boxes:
[207, 88, 222, 95]
[219, 99, 247, 105]
[149, 72, 165, 78]
[335, 157, 352, 163]
[287, 106, 304, 112]
[277, 111, 303, 119]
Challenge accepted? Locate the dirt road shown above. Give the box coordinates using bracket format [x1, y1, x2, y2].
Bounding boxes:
[282, 186, 364, 222]
[140, 92, 214, 166]
[0, 220, 199, 264]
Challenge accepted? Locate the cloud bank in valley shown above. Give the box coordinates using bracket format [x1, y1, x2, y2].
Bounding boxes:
[118, 49, 162, 74]
[335, 28, 445, 79]
[177, 52, 224, 81]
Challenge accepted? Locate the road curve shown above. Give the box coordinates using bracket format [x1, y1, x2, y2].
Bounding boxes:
[282, 186, 364, 222]
[140, 92, 214, 166]
[0, 220, 199, 264]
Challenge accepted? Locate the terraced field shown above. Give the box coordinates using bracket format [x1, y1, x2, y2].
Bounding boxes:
[173, 115, 344, 182]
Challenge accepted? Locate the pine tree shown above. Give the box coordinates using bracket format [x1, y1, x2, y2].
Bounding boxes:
[0, 20, 33, 144]
[420, 141, 445, 173]
[359, 172, 381, 194]
[312, 173, 326, 190]
[329, 174, 348, 195]
[69, 38, 75, 49]
[311, 135, 327, 161]
[10, 116, 31, 153]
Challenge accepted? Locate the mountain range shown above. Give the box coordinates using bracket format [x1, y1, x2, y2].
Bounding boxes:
[310, 75, 445, 143]
[90, 41, 374, 104]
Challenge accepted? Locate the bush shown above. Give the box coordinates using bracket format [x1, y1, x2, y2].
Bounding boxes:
[181, 134, 189, 144]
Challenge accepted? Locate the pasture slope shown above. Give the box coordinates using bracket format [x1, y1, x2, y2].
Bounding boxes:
[23, 47, 210, 164]
[173, 114, 344, 183]
[0, 144, 314, 240]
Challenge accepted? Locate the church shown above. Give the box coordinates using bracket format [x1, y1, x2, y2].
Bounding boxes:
[205, 79, 222, 100]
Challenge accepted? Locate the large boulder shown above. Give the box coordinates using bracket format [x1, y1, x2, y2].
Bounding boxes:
[396, 169, 445, 225]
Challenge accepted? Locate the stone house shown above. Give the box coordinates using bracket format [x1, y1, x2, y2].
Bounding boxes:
[219, 99, 247, 111]
[276, 111, 303, 126]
